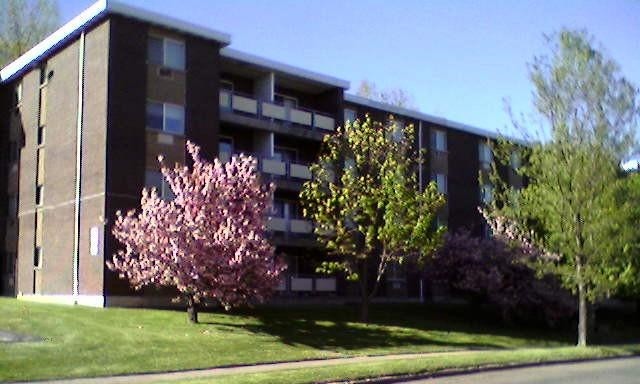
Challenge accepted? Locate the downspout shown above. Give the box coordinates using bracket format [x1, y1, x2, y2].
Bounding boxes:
[72, 31, 86, 302]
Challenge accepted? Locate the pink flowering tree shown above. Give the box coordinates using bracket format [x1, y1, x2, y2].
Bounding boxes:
[108, 141, 286, 323]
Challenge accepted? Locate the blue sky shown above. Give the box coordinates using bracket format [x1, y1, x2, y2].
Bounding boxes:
[59, 0, 640, 139]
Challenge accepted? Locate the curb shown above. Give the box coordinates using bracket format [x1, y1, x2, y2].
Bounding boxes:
[342, 354, 640, 384]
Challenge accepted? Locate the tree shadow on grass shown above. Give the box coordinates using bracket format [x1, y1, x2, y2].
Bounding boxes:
[198, 303, 581, 352]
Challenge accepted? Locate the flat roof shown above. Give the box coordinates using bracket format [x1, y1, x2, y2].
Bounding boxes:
[221, 48, 350, 89]
[0, 0, 231, 83]
[344, 93, 524, 143]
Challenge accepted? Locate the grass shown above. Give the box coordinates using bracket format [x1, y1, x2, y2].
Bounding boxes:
[170, 346, 640, 384]
[1, 297, 638, 382]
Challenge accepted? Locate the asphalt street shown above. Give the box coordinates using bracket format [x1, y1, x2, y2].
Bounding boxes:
[401, 357, 640, 384]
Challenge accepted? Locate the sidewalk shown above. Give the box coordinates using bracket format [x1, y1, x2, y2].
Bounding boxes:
[26, 350, 481, 384]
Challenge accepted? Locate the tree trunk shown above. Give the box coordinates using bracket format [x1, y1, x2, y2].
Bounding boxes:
[360, 260, 369, 323]
[187, 296, 199, 324]
[577, 282, 588, 346]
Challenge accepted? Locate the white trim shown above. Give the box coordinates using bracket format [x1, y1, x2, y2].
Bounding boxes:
[344, 93, 526, 145]
[1, 0, 230, 83]
[72, 32, 86, 299]
[18, 294, 105, 307]
[221, 48, 350, 89]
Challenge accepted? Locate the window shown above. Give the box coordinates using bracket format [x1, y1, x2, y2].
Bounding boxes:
[274, 93, 297, 108]
[8, 195, 17, 218]
[432, 173, 447, 194]
[273, 199, 286, 218]
[146, 101, 185, 135]
[8, 141, 18, 163]
[274, 146, 298, 163]
[391, 120, 404, 141]
[431, 129, 447, 152]
[479, 142, 492, 168]
[219, 136, 233, 154]
[148, 36, 185, 70]
[145, 170, 175, 200]
[272, 199, 300, 219]
[344, 108, 357, 123]
[220, 80, 234, 91]
[480, 184, 493, 204]
[510, 152, 521, 169]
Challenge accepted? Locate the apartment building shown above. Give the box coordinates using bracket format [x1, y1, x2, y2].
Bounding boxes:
[0, 0, 519, 306]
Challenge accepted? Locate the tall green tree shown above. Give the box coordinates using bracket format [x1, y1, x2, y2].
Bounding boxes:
[301, 115, 445, 322]
[356, 80, 417, 109]
[0, 0, 59, 67]
[487, 30, 639, 346]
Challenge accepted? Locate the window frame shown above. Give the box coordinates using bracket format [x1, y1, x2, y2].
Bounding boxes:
[145, 170, 175, 200]
[146, 100, 185, 135]
[432, 172, 448, 195]
[148, 35, 186, 71]
[431, 129, 447, 152]
[344, 108, 357, 124]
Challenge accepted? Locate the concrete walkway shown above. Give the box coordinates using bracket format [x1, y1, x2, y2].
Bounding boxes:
[24, 350, 481, 384]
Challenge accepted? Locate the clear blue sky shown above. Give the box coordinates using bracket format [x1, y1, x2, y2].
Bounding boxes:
[59, 0, 640, 138]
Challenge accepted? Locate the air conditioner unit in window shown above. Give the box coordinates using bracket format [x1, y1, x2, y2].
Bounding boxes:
[157, 67, 174, 79]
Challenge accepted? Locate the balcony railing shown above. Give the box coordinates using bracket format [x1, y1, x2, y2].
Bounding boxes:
[219, 90, 335, 132]
[219, 151, 313, 180]
[266, 217, 313, 234]
[276, 275, 337, 293]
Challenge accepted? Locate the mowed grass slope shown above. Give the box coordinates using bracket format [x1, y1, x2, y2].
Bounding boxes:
[0, 297, 588, 381]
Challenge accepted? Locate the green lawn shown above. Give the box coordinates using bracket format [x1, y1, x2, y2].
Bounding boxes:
[0, 297, 637, 382]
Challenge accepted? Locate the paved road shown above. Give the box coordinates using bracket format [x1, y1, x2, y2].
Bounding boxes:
[402, 357, 640, 384]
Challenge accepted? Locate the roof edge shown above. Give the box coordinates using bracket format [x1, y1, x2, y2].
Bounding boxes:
[0, 0, 107, 83]
[221, 48, 350, 90]
[1, 0, 231, 84]
[344, 93, 525, 144]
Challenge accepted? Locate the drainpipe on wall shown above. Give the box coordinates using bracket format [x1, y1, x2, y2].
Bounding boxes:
[72, 31, 86, 302]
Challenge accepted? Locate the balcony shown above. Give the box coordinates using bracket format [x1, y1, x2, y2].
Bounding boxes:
[276, 275, 337, 293]
[267, 217, 313, 234]
[219, 151, 313, 181]
[220, 90, 335, 132]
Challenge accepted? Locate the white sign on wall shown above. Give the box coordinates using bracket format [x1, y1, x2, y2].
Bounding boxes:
[90, 226, 102, 257]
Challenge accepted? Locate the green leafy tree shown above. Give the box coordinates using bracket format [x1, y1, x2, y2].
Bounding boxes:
[301, 114, 445, 322]
[356, 80, 417, 109]
[487, 30, 639, 346]
[0, 0, 59, 67]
